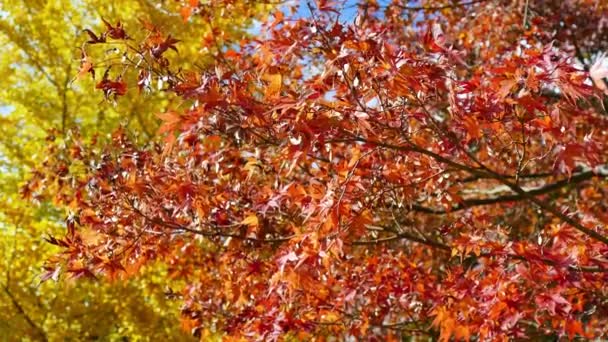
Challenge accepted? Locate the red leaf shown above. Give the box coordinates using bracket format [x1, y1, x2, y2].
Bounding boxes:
[101, 17, 130, 40]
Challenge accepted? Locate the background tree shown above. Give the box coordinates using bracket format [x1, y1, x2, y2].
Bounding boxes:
[24, 0, 608, 340]
[0, 0, 269, 339]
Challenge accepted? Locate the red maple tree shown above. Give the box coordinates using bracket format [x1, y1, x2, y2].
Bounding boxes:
[25, 0, 608, 340]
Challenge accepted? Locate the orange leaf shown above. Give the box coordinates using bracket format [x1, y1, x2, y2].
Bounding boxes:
[156, 111, 181, 134]
[180, 6, 193, 22]
[565, 319, 584, 340]
[454, 325, 471, 342]
[78, 59, 93, 79]
[439, 317, 455, 342]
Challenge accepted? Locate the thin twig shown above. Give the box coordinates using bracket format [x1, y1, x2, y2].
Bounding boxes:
[522, 0, 530, 29]
[395, 0, 487, 11]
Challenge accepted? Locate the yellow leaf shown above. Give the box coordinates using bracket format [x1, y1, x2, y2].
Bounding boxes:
[262, 73, 282, 98]
[241, 214, 259, 227]
[0, 0, 272, 339]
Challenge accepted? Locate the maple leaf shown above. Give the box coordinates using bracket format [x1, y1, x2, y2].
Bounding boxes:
[180, 1, 199, 22]
[101, 17, 130, 40]
[590, 52, 608, 95]
[262, 73, 282, 98]
[241, 214, 259, 227]
[67, 267, 97, 280]
[28, 0, 608, 340]
[137, 69, 150, 93]
[40, 266, 62, 282]
[96, 78, 127, 99]
[77, 48, 94, 79]
[156, 111, 182, 134]
[96, 68, 127, 100]
[565, 319, 585, 340]
[151, 35, 181, 59]
[83, 28, 106, 44]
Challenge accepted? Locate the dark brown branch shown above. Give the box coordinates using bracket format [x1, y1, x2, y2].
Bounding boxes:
[410, 169, 600, 214]
[351, 225, 606, 273]
[352, 135, 490, 176]
[458, 171, 554, 183]
[352, 230, 451, 251]
[394, 0, 487, 11]
[129, 201, 294, 243]
[1, 284, 48, 341]
[500, 178, 608, 245]
[417, 89, 608, 245]
[354, 135, 608, 245]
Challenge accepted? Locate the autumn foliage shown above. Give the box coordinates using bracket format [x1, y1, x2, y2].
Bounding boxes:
[24, 0, 608, 340]
[0, 0, 273, 339]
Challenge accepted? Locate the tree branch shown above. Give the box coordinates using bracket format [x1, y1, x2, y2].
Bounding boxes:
[352, 228, 451, 251]
[351, 225, 607, 273]
[500, 177, 608, 245]
[1, 283, 48, 341]
[394, 0, 487, 11]
[128, 201, 294, 243]
[353, 134, 608, 245]
[409, 169, 601, 214]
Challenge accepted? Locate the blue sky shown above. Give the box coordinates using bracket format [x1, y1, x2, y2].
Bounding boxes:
[294, 0, 360, 21]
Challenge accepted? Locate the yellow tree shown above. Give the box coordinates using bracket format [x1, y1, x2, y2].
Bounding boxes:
[0, 0, 269, 339]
